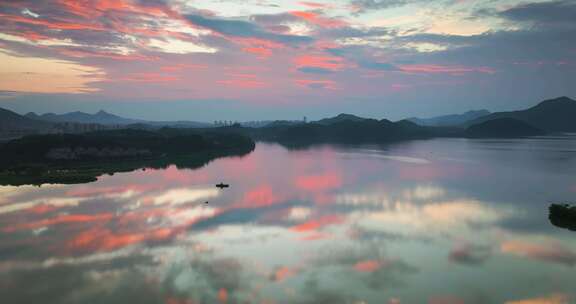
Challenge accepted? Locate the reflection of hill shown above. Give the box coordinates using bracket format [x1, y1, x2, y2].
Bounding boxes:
[0, 129, 255, 186]
[549, 204, 576, 232]
[466, 118, 545, 138]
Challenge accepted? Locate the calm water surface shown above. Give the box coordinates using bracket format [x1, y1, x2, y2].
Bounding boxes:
[1, 136, 576, 303]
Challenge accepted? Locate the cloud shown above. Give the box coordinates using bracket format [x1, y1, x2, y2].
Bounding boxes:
[290, 214, 344, 232]
[295, 79, 338, 90]
[0, 253, 158, 304]
[505, 293, 572, 304]
[324, 46, 401, 72]
[184, 14, 314, 45]
[358, 60, 399, 71]
[350, 0, 413, 14]
[499, 0, 576, 27]
[298, 66, 335, 74]
[239, 184, 282, 207]
[501, 240, 576, 266]
[295, 172, 342, 191]
[449, 243, 491, 265]
[308, 243, 418, 289]
[147, 38, 217, 54]
[290, 11, 348, 28]
[1, 0, 576, 118]
[294, 54, 347, 72]
[0, 50, 105, 93]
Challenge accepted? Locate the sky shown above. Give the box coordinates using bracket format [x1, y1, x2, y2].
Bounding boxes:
[0, 0, 575, 122]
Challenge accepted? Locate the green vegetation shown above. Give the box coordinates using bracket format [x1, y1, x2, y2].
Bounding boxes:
[0, 128, 255, 186]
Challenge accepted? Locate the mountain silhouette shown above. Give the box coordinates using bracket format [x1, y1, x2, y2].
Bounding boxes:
[467, 96, 576, 132]
[26, 110, 142, 125]
[408, 110, 490, 127]
[316, 113, 368, 125]
[0, 107, 52, 137]
[466, 118, 545, 138]
[26, 110, 211, 128]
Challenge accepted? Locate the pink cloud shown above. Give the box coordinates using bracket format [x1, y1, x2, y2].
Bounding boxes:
[501, 240, 576, 266]
[274, 266, 297, 282]
[243, 47, 273, 58]
[160, 63, 208, 72]
[294, 54, 346, 71]
[290, 11, 348, 28]
[295, 172, 342, 192]
[353, 260, 382, 272]
[3, 213, 114, 233]
[60, 48, 157, 61]
[218, 288, 228, 304]
[290, 214, 344, 232]
[240, 184, 281, 208]
[299, 231, 332, 241]
[298, 2, 335, 9]
[122, 73, 180, 83]
[505, 293, 571, 304]
[217, 79, 267, 89]
[0, 13, 105, 31]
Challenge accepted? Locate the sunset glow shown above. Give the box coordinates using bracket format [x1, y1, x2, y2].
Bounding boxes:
[1, 0, 574, 120]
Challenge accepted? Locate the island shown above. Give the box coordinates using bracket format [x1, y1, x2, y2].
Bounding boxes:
[0, 128, 255, 185]
[549, 204, 576, 232]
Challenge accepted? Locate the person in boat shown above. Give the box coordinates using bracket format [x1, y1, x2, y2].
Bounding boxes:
[216, 183, 229, 189]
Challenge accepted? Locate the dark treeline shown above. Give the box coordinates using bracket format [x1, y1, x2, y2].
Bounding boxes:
[0, 128, 255, 185]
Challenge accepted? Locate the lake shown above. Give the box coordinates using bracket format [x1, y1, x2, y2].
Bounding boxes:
[1, 136, 576, 304]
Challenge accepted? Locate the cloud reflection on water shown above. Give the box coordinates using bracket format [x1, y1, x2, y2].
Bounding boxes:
[1, 140, 576, 303]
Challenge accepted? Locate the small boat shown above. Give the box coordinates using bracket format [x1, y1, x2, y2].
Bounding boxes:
[216, 183, 230, 189]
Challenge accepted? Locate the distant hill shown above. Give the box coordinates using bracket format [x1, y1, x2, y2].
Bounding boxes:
[466, 118, 545, 138]
[0, 107, 53, 139]
[256, 114, 431, 144]
[467, 96, 576, 132]
[315, 113, 368, 125]
[408, 110, 490, 127]
[26, 110, 212, 128]
[26, 110, 142, 125]
[1, 108, 50, 129]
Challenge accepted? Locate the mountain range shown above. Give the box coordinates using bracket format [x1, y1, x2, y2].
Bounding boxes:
[1, 96, 575, 140]
[0, 108, 54, 139]
[25, 110, 141, 125]
[25, 110, 212, 128]
[0, 108, 50, 130]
